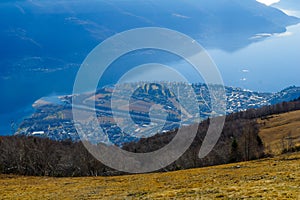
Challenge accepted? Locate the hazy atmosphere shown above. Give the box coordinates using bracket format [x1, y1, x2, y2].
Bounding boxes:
[1, 1, 300, 199]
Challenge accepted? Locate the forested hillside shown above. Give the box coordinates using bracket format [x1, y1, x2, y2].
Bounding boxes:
[0, 98, 300, 177]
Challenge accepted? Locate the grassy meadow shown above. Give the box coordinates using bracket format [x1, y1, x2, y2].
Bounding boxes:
[1, 110, 300, 199]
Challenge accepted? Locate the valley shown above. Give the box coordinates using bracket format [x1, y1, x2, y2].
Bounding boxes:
[16, 83, 300, 145]
[1, 86, 300, 199]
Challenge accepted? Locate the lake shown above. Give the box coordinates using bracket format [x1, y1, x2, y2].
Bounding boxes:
[0, 4, 299, 135]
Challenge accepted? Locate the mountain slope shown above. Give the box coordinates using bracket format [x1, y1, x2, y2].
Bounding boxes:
[1, 152, 299, 199]
[1, 97, 300, 178]
[273, 0, 300, 10]
[1, 0, 299, 64]
[1, 0, 299, 126]
[258, 109, 300, 155]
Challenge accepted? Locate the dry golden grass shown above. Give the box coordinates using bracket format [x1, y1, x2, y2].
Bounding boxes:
[1, 152, 300, 200]
[1, 110, 299, 199]
[258, 110, 300, 155]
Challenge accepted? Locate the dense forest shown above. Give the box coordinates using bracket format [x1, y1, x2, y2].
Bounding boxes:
[1, 98, 300, 177]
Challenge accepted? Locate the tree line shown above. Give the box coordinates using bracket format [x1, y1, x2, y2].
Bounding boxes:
[0, 98, 300, 177]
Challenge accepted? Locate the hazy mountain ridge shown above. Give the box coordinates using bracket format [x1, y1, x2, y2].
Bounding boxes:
[1, 0, 299, 68]
[273, 0, 300, 10]
[1, 0, 299, 117]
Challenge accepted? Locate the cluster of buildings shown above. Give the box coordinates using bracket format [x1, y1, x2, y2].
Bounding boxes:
[16, 83, 299, 145]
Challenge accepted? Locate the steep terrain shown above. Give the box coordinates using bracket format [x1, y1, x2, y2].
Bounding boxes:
[1, 0, 299, 135]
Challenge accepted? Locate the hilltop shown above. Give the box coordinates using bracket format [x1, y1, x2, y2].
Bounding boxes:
[258, 109, 300, 155]
[1, 152, 299, 199]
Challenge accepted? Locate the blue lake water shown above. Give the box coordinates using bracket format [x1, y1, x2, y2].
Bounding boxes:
[0, 5, 299, 135]
[208, 21, 300, 93]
